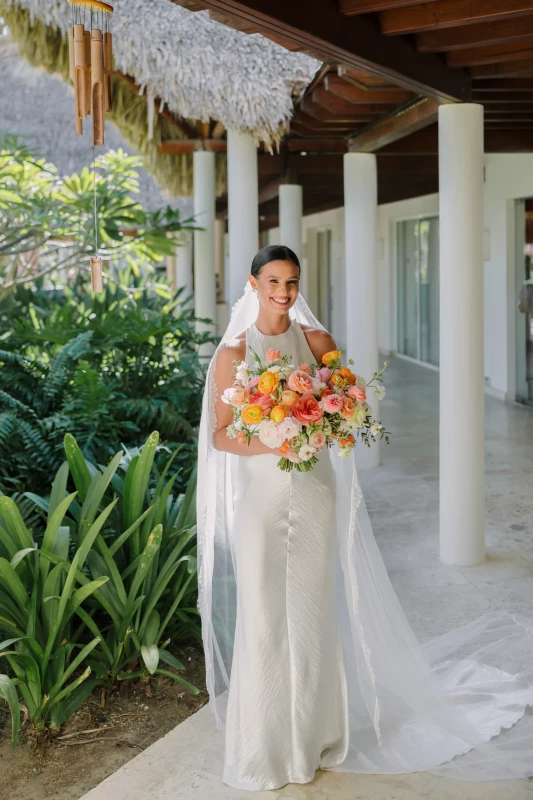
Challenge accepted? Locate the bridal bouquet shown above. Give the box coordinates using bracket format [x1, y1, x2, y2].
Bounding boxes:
[222, 345, 390, 472]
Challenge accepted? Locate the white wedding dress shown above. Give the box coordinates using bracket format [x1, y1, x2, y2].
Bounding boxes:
[196, 283, 533, 793]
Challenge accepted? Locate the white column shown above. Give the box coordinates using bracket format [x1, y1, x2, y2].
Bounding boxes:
[193, 150, 217, 355]
[175, 231, 193, 309]
[279, 184, 303, 261]
[343, 153, 379, 469]
[439, 104, 485, 566]
[227, 129, 259, 306]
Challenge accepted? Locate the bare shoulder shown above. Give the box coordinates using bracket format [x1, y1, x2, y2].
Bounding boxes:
[296, 322, 338, 363]
[214, 333, 246, 373]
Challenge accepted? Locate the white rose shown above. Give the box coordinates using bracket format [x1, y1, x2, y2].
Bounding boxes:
[258, 420, 284, 449]
[268, 364, 281, 374]
[235, 362, 250, 382]
[373, 385, 385, 401]
[279, 365, 296, 380]
[221, 388, 235, 405]
[278, 416, 301, 440]
[351, 406, 368, 427]
[338, 448, 351, 458]
[312, 377, 327, 394]
[299, 443, 317, 461]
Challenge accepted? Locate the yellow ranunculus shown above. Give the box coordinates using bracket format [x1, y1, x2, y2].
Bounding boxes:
[321, 349, 342, 366]
[241, 403, 264, 425]
[338, 366, 356, 384]
[258, 370, 278, 395]
[270, 405, 286, 423]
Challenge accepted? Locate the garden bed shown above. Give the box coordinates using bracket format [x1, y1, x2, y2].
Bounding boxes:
[0, 645, 207, 800]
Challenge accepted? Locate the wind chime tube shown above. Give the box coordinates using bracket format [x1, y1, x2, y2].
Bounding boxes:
[104, 31, 113, 112]
[91, 28, 105, 146]
[84, 29, 92, 116]
[73, 23, 86, 131]
[68, 26, 83, 135]
[90, 257, 103, 293]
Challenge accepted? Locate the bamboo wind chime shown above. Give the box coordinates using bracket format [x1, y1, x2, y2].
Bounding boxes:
[68, 0, 114, 292]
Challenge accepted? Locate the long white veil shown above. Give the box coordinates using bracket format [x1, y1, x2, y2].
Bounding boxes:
[196, 280, 533, 781]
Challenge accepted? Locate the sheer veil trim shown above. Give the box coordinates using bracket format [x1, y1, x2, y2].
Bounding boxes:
[196, 280, 533, 782]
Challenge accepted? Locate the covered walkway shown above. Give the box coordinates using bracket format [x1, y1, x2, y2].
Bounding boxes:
[82, 358, 533, 800]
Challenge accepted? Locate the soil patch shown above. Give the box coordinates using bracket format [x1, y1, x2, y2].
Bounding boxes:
[0, 645, 208, 800]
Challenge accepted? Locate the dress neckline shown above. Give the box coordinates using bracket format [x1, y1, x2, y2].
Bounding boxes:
[252, 318, 294, 338]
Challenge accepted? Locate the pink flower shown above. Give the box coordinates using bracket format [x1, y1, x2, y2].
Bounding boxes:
[288, 369, 314, 394]
[309, 430, 326, 449]
[292, 394, 324, 426]
[341, 396, 356, 419]
[286, 450, 303, 463]
[347, 385, 366, 402]
[297, 362, 311, 374]
[245, 376, 260, 393]
[317, 366, 333, 383]
[323, 393, 344, 413]
[255, 393, 273, 414]
[266, 348, 281, 362]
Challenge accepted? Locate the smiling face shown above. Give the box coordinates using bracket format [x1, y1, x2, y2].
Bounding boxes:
[249, 259, 300, 316]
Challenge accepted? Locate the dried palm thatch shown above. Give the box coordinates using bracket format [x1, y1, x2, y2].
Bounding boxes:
[1, 2, 227, 196]
[5, 0, 320, 149]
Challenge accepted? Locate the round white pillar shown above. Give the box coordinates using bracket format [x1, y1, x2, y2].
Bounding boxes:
[439, 103, 485, 566]
[175, 230, 193, 309]
[279, 184, 303, 261]
[227, 129, 259, 306]
[343, 152, 379, 469]
[193, 150, 217, 356]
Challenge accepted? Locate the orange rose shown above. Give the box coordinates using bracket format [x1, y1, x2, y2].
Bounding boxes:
[241, 403, 264, 425]
[321, 349, 342, 366]
[341, 396, 356, 419]
[320, 387, 334, 398]
[339, 434, 355, 447]
[338, 367, 356, 385]
[292, 394, 323, 426]
[279, 438, 292, 456]
[237, 430, 248, 445]
[281, 389, 299, 408]
[287, 369, 314, 394]
[270, 405, 286, 423]
[297, 362, 311, 374]
[257, 371, 278, 395]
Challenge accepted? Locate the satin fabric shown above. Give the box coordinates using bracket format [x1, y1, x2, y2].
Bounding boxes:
[223, 320, 349, 790]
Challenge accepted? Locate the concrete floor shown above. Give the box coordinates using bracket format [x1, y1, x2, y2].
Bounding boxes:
[83, 356, 533, 800]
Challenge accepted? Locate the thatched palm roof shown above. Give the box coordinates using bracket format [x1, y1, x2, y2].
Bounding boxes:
[4, 0, 320, 149]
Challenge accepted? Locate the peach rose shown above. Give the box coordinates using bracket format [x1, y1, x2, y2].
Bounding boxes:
[266, 348, 281, 362]
[297, 362, 311, 374]
[292, 394, 323, 426]
[323, 393, 344, 413]
[341, 396, 356, 419]
[281, 389, 299, 408]
[237, 430, 248, 445]
[321, 350, 342, 366]
[241, 403, 264, 425]
[279, 438, 292, 456]
[270, 405, 286, 423]
[230, 386, 246, 405]
[288, 369, 314, 394]
[347, 385, 366, 402]
[309, 430, 326, 449]
[258, 370, 278, 395]
[286, 450, 303, 463]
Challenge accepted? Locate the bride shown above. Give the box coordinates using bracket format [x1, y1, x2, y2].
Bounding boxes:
[196, 244, 533, 792]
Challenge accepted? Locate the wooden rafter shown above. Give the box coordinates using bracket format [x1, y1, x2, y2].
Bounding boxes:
[417, 16, 533, 53]
[312, 87, 396, 116]
[381, 0, 533, 36]
[471, 58, 533, 77]
[339, 0, 438, 14]
[447, 41, 533, 67]
[170, 0, 471, 102]
[324, 74, 413, 105]
[348, 98, 439, 152]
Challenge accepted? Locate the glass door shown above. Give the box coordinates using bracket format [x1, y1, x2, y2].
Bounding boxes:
[397, 216, 440, 366]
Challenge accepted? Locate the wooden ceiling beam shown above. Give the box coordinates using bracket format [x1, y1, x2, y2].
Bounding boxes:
[301, 97, 375, 124]
[175, 0, 470, 102]
[286, 138, 349, 153]
[470, 58, 533, 76]
[294, 110, 363, 133]
[447, 41, 533, 67]
[417, 16, 533, 53]
[472, 92, 533, 103]
[348, 98, 439, 152]
[339, 0, 438, 14]
[158, 139, 227, 154]
[381, 0, 533, 36]
[312, 87, 396, 116]
[324, 74, 413, 105]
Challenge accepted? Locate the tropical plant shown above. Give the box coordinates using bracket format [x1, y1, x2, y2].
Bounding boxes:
[0, 431, 201, 746]
[0, 271, 213, 502]
[0, 135, 196, 301]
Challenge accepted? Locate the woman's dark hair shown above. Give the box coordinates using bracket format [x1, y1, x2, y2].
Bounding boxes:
[251, 244, 301, 278]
